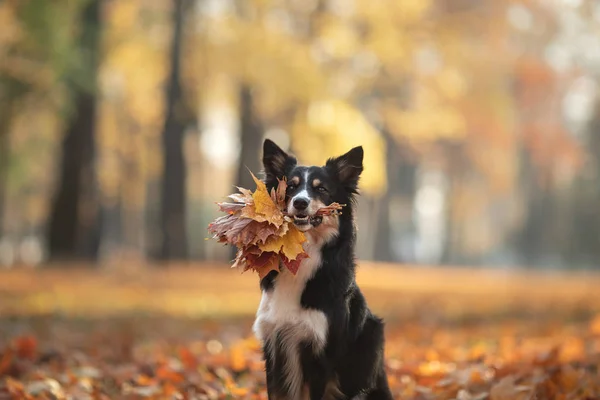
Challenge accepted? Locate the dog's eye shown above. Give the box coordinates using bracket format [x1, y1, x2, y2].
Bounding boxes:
[317, 186, 327, 193]
[287, 184, 296, 191]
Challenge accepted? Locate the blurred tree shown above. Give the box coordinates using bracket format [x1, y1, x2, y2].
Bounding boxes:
[571, 99, 600, 264]
[236, 84, 263, 200]
[231, 1, 263, 192]
[45, 0, 102, 262]
[0, 1, 46, 238]
[0, 103, 9, 238]
[507, 1, 584, 266]
[158, 0, 194, 260]
[0, 80, 26, 238]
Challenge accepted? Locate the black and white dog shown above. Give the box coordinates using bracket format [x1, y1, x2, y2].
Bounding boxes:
[252, 139, 393, 400]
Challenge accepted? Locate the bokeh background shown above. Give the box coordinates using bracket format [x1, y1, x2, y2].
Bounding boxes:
[1, 0, 600, 270]
[3, 2, 600, 398]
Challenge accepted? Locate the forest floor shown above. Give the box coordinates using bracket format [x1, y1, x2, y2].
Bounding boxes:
[1, 263, 600, 399]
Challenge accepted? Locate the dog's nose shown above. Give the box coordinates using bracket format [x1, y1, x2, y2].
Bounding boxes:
[293, 197, 309, 211]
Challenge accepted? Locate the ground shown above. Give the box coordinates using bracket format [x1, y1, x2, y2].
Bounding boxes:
[1, 263, 600, 399]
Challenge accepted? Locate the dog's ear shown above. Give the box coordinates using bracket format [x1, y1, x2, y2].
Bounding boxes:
[326, 146, 364, 189]
[262, 139, 296, 180]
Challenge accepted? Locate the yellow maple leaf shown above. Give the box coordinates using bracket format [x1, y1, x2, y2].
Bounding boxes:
[239, 204, 269, 223]
[250, 172, 284, 227]
[260, 225, 306, 261]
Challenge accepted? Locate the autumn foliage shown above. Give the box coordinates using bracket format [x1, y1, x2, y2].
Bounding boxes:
[207, 172, 342, 278]
[1, 266, 600, 399]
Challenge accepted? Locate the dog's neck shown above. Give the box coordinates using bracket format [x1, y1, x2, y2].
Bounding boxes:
[302, 215, 341, 249]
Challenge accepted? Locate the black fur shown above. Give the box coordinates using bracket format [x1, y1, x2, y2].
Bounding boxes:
[259, 139, 393, 400]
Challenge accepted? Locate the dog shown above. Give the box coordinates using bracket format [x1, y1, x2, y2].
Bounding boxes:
[252, 139, 393, 400]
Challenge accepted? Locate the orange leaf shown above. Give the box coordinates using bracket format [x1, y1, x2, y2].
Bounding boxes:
[490, 376, 531, 400]
[156, 365, 184, 384]
[0, 348, 14, 376]
[14, 335, 37, 360]
[590, 314, 600, 335]
[230, 342, 248, 372]
[260, 225, 306, 261]
[178, 346, 198, 370]
[315, 202, 345, 216]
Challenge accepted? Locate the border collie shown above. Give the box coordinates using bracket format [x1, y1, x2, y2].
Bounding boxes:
[252, 139, 393, 400]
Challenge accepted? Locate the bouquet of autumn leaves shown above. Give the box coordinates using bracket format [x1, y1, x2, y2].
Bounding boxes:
[207, 172, 342, 279]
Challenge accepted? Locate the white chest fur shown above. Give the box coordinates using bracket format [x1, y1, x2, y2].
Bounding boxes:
[252, 231, 332, 399]
[252, 242, 328, 348]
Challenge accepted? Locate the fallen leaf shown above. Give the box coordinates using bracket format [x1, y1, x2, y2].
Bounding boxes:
[490, 376, 531, 400]
[590, 314, 600, 335]
[14, 335, 37, 360]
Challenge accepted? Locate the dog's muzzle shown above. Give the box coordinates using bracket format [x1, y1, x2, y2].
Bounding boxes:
[290, 196, 323, 229]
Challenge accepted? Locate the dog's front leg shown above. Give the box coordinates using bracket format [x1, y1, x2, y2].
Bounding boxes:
[263, 343, 279, 400]
[300, 343, 340, 400]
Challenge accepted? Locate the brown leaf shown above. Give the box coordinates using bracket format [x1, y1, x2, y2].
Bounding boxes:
[217, 202, 245, 214]
[273, 177, 287, 209]
[0, 349, 14, 376]
[177, 347, 198, 371]
[245, 251, 279, 279]
[208, 215, 253, 246]
[281, 252, 309, 275]
[209, 171, 308, 277]
[13, 335, 37, 360]
[229, 187, 253, 204]
[315, 202, 345, 216]
[490, 376, 531, 400]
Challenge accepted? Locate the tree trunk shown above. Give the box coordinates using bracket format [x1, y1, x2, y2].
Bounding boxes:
[159, 0, 189, 260]
[441, 142, 466, 264]
[236, 84, 263, 190]
[0, 131, 8, 238]
[47, 0, 102, 262]
[374, 130, 417, 263]
[227, 84, 263, 260]
[374, 129, 397, 262]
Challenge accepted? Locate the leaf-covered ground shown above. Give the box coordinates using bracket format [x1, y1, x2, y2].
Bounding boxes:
[1, 264, 600, 399]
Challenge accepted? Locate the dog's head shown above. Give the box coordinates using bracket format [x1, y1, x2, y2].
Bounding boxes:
[262, 139, 363, 239]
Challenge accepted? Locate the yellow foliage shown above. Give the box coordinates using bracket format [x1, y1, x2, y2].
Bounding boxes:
[260, 226, 306, 261]
[292, 100, 387, 197]
[0, 3, 21, 48]
[250, 172, 284, 227]
[109, 1, 138, 32]
[317, 18, 359, 59]
[387, 106, 467, 142]
[436, 68, 468, 101]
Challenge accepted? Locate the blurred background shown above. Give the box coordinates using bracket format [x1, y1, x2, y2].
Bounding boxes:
[1, 0, 599, 270]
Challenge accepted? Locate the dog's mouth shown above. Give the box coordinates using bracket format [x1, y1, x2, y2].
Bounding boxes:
[292, 214, 323, 228]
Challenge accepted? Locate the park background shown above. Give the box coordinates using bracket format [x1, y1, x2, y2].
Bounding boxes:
[1, 0, 600, 269]
[1, 0, 600, 399]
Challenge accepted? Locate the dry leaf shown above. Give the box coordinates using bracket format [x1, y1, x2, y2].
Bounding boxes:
[490, 376, 531, 400]
[260, 225, 306, 261]
[315, 202, 345, 216]
[208, 171, 344, 277]
[250, 172, 284, 227]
